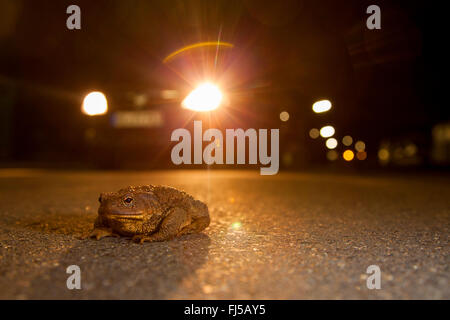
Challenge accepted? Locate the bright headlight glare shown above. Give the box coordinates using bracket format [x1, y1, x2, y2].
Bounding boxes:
[82, 91, 108, 116]
[182, 83, 223, 112]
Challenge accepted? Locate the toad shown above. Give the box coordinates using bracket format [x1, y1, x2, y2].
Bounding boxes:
[88, 185, 210, 243]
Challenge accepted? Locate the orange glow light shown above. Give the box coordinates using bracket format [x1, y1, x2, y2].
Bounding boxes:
[357, 151, 367, 160]
[343, 150, 355, 161]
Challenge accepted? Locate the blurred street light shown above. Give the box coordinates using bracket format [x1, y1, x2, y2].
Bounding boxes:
[357, 151, 367, 160]
[342, 135, 353, 146]
[378, 148, 390, 162]
[312, 100, 332, 113]
[320, 125, 335, 138]
[355, 141, 366, 152]
[404, 143, 418, 156]
[327, 150, 338, 161]
[309, 128, 320, 139]
[182, 83, 223, 112]
[280, 111, 290, 122]
[326, 138, 338, 149]
[82, 92, 108, 116]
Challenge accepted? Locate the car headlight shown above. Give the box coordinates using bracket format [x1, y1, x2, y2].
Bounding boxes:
[82, 91, 108, 116]
[181, 83, 223, 112]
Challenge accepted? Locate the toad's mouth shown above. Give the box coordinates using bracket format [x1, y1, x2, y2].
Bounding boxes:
[106, 210, 145, 220]
[109, 214, 144, 221]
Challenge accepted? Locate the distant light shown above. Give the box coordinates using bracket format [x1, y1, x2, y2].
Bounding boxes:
[343, 150, 355, 161]
[378, 148, 390, 161]
[433, 124, 450, 142]
[133, 94, 147, 107]
[312, 99, 332, 113]
[309, 128, 320, 139]
[161, 89, 179, 100]
[355, 141, 366, 152]
[82, 92, 108, 116]
[357, 151, 367, 160]
[182, 83, 223, 111]
[327, 150, 339, 161]
[280, 111, 290, 122]
[342, 135, 353, 146]
[320, 125, 335, 138]
[404, 143, 418, 157]
[326, 138, 338, 149]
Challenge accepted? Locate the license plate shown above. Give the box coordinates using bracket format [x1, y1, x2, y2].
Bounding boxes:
[111, 110, 163, 128]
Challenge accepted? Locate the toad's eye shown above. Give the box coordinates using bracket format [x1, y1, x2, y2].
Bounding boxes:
[123, 197, 133, 204]
[98, 196, 102, 203]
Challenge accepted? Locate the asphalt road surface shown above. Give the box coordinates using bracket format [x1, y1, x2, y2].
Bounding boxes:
[0, 169, 448, 299]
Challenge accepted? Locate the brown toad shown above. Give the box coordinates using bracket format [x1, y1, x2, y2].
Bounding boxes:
[88, 185, 210, 243]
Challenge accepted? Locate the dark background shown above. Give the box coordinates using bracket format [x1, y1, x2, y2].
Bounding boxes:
[0, 0, 448, 170]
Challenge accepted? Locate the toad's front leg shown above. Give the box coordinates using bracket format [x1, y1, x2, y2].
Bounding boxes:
[85, 217, 120, 240]
[132, 207, 188, 244]
[88, 227, 120, 240]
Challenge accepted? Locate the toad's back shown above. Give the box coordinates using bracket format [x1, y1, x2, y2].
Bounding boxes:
[152, 185, 210, 228]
